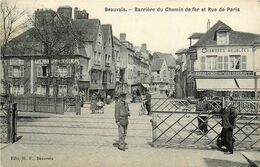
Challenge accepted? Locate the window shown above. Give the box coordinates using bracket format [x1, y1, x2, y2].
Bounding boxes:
[58, 85, 67, 96]
[37, 65, 48, 77]
[241, 56, 247, 70]
[217, 56, 224, 70]
[8, 66, 24, 78]
[94, 51, 97, 64]
[206, 56, 217, 70]
[224, 56, 229, 70]
[230, 55, 241, 70]
[217, 32, 229, 45]
[10, 85, 24, 95]
[163, 70, 166, 80]
[49, 85, 53, 96]
[200, 56, 206, 70]
[98, 52, 101, 64]
[58, 66, 71, 78]
[36, 85, 46, 95]
[80, 66, 83, 79]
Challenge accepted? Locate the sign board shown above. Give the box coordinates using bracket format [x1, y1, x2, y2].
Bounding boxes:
[192, 71, 254, 77]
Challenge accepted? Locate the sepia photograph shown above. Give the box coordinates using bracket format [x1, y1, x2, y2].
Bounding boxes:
[0, 0, 260, 167]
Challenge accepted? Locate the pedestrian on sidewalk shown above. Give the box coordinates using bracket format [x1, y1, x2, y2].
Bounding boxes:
[145, 90, 151, 115]
[90, 93, 97, 114]
[217, 96, 237, 154]
[115, 93, 130, 151]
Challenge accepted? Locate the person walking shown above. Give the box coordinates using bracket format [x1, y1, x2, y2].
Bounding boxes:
[90, 92, 97, 114]
[186, 96, 210, 135]
[145, 90, 151, 115]
[115, 93, 130, 151]
[218, 96, 237, 154]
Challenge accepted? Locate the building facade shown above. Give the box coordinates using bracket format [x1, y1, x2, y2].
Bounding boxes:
[153, 52, 176, 95]
[187, 20, 260, 98]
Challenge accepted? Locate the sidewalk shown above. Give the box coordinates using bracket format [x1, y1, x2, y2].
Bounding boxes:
[1, 102, 259, 167]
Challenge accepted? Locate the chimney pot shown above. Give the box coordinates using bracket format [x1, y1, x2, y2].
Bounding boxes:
[119, 33, 126, 41]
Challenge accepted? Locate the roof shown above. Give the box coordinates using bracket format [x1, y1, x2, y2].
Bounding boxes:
[193, 20, 260, 46]
[101, 24, 112, 46]
[151, 58, 164, 71]
[5, 28, 43, 55]
[188, 33, 205, 39]
[72, 19, 101, 42]
[175, 48, 188, 54]
[113, 36, 122, 46]
[153, 52, 176, 68]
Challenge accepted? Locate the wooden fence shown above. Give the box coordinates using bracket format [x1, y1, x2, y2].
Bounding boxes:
[12, 95, 81, 115]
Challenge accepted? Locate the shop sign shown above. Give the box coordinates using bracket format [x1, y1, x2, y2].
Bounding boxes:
[201, 47, 251, 54]
[192, 71, 254, 76]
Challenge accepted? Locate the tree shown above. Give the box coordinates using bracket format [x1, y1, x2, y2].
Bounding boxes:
[0, 0, 26, 96]
[26, 9, 79, 97]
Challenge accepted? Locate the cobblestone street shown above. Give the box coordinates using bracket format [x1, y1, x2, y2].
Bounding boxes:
[1, 102, 260, 167]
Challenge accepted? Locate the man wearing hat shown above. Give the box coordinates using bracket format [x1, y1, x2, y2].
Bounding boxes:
[218, 96, 238, 154]
[115, 93, 130, 151]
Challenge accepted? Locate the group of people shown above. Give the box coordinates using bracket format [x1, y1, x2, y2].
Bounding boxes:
[186, 95, 238, 154]
[90, 92, 106, 114]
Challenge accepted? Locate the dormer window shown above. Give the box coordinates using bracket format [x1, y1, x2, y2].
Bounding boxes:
[217, 31, 229, 45]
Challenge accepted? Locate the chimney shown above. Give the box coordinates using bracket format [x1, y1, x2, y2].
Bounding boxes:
[74, 7, 89, 19]
[207, 19, 211, 31]
[119, 33, 126, 41]
[141, 43, 147, 51]
[57, 6, 72, 22]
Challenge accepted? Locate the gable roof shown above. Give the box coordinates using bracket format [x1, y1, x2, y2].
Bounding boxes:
[188, 33, 204, 39]
[5, 28, 43, 56]
[151, 58, 164, 71]
[153, 52, 176, 68]
[72, 19, 100, 42]
[175, 48, 188, 55]
[193, 20, 260, 46]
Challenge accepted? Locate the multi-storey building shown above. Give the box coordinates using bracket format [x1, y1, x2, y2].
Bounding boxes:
[153, 52, 176, 94]
[151, 58, 169, 94]
[3, 6, 118, 101]
[187, 20, 260, 98]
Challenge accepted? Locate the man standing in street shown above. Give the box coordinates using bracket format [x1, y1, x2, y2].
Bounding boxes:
[115, 93, 130, 151]
[185, 96, 210, 135]
[218, 96, 237, 154]
[145, 90, 151, 115]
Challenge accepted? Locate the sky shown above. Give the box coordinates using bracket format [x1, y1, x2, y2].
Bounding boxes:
[9, 0, 260, 54]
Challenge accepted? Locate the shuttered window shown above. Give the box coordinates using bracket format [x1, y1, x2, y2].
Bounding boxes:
[201, 56, 206, 70]
[241, 56, 247, 70]
[217, 56, 223, 70]
[224, 56, 229, 70]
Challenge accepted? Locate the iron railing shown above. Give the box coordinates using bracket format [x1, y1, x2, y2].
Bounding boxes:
[151, 98, 260, 150]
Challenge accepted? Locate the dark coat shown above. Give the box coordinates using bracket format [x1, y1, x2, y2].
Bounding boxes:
[221, 104, 237, 129]
[145, 93, 151, 105]
[115, 100, 130, 126]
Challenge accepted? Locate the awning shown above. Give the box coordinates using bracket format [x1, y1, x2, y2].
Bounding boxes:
[196, 79, 260, 92]
[78, 81, 90, 88]
[196, 79, 238, 91]
[141, 84, 150, 88]
[236, 79, 260, 91]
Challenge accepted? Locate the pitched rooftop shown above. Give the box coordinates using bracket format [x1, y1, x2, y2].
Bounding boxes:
[193, 20, 260, 46]
[153, 52, 176, 68]
[151, 58, 164, 71]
